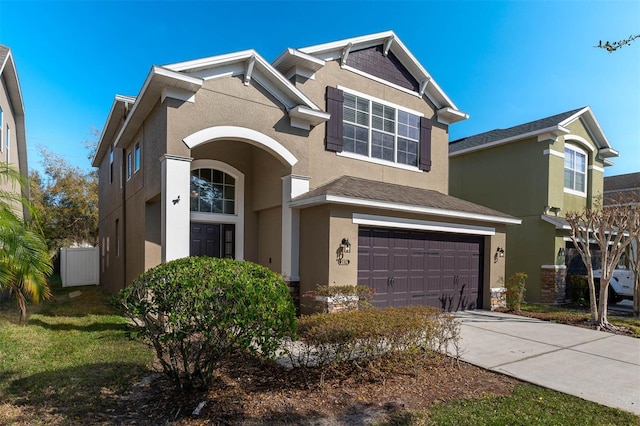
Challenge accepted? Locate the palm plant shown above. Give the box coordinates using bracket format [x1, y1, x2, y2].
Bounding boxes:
[0, 163, 52, 323]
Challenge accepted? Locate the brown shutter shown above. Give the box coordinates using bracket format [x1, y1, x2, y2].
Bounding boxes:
[325, 87, 344, 152]
[419, 116, 432, 172]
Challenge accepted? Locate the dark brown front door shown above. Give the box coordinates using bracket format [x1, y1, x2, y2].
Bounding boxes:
[190, 223, 235, 258]
[358, 227, 483, 311]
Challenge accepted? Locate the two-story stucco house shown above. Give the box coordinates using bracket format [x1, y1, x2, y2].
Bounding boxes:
[449, 107, 619, 303]
[93, 32, 519, 313]
[0, 44, 29, 218]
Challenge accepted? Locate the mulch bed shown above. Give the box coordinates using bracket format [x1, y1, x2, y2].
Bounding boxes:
[101, 353, 519, 425]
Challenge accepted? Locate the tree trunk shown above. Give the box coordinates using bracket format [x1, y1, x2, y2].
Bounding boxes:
[16, 291, 27, 324]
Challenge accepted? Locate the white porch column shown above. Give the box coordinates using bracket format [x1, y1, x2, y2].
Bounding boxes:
[161, 154, 192, 262]
[281, 175, 310, 281]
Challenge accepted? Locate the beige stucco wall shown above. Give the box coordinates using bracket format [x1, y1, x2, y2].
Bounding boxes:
[257, 206, 282, 271]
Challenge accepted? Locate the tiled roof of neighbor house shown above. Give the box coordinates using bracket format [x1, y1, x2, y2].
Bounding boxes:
[603, 172, 640, 204]
[291, 176, 518, 223]
[449, 107, 585, 153]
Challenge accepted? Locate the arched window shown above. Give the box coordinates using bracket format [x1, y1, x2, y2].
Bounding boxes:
[190, 168, 236, 214]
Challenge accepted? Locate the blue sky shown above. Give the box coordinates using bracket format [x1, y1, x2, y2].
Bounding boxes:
[1, 0, 638, 177]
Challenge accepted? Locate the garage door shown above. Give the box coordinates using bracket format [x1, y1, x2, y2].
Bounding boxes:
[357, 227, 483, 311]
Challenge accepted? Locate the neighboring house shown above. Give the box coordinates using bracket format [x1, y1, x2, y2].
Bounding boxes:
[449, 107, 619, 303]
[93, 31, 519, 313]
[0, 44, 29, 218]
[603, 172, 640, 206]
[603, 172, 640, 274]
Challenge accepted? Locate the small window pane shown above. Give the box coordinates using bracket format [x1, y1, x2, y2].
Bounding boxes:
[564, 169, 573, 189]
[212, 170, 224, 184]
[225, 201, 235, 214]
[576, 172, 585, 192]
[200, 168, 212, 183]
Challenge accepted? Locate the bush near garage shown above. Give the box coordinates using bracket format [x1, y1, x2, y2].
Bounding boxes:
[116, 256, 297, 391]
[286, 306, 461, 383]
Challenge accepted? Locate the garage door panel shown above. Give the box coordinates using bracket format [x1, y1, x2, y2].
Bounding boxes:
[358, 227, 483, 311]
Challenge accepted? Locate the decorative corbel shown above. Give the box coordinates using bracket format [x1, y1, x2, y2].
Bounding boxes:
[244, 55, 256, 86]
[383, 35, 394, 56]
[341, 42, 353, 68]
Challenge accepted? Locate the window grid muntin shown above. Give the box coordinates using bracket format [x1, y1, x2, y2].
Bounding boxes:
[564, 146, 586, 193]
[342, 92, 420, 166]
[190, 168, 236, 215]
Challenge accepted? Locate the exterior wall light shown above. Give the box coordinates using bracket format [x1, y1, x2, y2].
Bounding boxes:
[557, 247, 566, 265]
[336, 238, 351, 265]
[494, 247, 505, 263]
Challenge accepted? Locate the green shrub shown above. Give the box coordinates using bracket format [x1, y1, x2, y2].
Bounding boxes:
[286, 306, 460, 382]
[506, 272, 527, 311]
[567, 274, 590, 306]
[116, 257, 296, 391]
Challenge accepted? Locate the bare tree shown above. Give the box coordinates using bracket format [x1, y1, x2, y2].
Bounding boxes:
[565, 198, 640, 328]
[596, 34, 639, 52]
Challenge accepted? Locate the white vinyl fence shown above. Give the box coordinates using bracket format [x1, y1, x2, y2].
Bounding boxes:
[60, 246, 99, 287]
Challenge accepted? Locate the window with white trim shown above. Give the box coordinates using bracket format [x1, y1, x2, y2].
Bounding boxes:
[134, 142, 141, 172]
[343, 92, 420, 167]
[190, 169, 235, 214]
[564, 145, 586, 194]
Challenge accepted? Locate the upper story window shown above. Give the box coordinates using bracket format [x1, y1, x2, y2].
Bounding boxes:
[134, 142, 141, 172]
[564, 145, 587, 195]
[190, 168, 235, 214]
[342, 92, 420, 167]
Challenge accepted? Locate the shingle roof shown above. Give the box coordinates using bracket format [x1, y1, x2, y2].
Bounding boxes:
[449, 108, 585, 153]
[603, 172, 640, 204]
[291, 176, 518, 223]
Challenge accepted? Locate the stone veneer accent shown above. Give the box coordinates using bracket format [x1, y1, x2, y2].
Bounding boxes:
[287, 281, 300, 314]
[540, 265, 567, 304]
[490, 287, 507, 310]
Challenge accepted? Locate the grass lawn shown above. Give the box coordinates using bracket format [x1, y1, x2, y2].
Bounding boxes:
[0, 278, 638, 425]
[0, 277, 153, 424]
[519, 302, 640, 338]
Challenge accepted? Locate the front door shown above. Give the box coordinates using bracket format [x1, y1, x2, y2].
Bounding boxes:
[190, 223, 235, 258]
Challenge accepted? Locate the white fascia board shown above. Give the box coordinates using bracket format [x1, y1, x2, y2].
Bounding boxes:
[272, 48, 325, 72]
[353, 213, 496, 236]
[253, 55, 322, 111]
[561, 106, 613, 151]
[0, 52, 25, 117]
[298, 31, 396, 55]
[437, 107, 469, 125]
[290, 194, 522, 225]
[114, 66, 203, 148]
[163, 49, 258, 72]
[449, 125, 571, 157]
[289, 105, 330, 130]
[599, 147, 620, 158]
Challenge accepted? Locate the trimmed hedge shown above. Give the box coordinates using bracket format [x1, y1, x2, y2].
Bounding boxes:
[117, 257, 296, 391]
[285, 306, 461, 380]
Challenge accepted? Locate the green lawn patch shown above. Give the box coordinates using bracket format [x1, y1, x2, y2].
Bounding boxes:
[0, 283, 153, 424]
[423, 383, 639, 426]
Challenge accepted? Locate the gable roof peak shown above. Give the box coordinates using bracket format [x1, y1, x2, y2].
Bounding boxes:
[280, 31, 467, 123]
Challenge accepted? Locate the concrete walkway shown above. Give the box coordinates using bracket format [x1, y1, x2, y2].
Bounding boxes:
[455, 310, 640, 415]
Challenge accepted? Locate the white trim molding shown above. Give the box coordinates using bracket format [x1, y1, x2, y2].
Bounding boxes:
[161, 154, 193, 262]
[190, 159, 245, 261]
[352, 213, 496, 236]
[291, 194, 521, 225]
[588, 164, 605, 173]
[543, 149, 565, 158]
[281, 175, 310, 282]
[183, 126, 298, 166]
